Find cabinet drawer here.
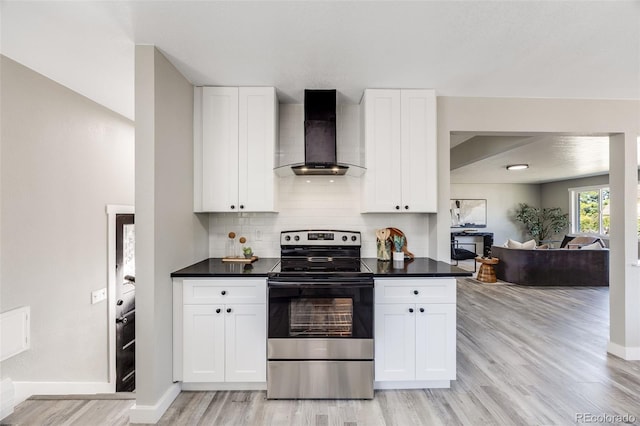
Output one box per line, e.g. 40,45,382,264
375,278,455,304
184,279,266,304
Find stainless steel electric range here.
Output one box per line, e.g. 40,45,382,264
267,230,374,399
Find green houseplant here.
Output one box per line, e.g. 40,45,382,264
513,203,570,244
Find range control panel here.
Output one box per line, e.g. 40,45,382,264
280,230,361,246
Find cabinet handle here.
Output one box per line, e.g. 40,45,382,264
413,290,419,295
395,205,400,210
419,307,425,313
216,308,221,314
226,308,232,313
230,205,235,210
239,204,245,210
221,290,226,295
409,308,414,313
404,205,409,210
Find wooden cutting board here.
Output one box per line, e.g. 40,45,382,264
222,256,259,264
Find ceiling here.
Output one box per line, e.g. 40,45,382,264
2,1,639,184
450,134,621,184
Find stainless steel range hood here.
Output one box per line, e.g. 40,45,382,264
291,89,349,176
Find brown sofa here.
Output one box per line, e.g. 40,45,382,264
490,245,609,286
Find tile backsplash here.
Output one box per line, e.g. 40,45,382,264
208,175,433,258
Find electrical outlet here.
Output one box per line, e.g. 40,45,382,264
255,230,262,241
92,288,107,304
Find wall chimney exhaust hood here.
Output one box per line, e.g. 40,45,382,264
291,89,348,176
274,89,365,177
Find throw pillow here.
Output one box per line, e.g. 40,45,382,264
567,236,600,246
580,241,603,250
505,238,537,249
536,244,550,250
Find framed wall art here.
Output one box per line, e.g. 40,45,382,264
450,199,487,228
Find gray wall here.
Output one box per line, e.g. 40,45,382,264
451,183,541,249
541,171,640,218
541,175,609,219
134,46,208,407
0,56,134,381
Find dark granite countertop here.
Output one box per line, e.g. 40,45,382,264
362,257,472,277
172,257,471,278
171,258,280,277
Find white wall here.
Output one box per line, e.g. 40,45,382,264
133,46,208,416
0,56,134,381
208,175,431,258
450,183,540,249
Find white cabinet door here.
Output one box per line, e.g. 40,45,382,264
415,304,456,381
183,304,225,382
224,303,267,382
195,86,277,213
238,87,276,212
400,89,437,213
200,87,239,212
362,89,437,213
362,89,402,213
374,304,416,381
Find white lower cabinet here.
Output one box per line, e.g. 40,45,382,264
174,278,266,386
374,278,456,387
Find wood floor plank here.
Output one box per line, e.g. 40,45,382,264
5,278,640,426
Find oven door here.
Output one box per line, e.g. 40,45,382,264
267,282,373,341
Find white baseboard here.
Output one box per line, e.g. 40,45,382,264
129,383,181,424
181,382,266,391
607,341,640,360
374,380,450,390
1,379,15,421
13,381,113,407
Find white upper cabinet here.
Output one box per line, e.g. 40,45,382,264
194,86,277,212
361,89,437,213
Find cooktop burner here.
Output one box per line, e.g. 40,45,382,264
267,230,373,281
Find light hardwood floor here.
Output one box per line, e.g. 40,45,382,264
5,278,640,425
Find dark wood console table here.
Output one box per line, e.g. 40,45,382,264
451,232,494,257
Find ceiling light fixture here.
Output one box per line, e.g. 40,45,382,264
506,164,529,171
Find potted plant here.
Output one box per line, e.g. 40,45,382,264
239,237,253,258
513,203,570,244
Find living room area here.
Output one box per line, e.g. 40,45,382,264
438,96,639,364
449,132,638,288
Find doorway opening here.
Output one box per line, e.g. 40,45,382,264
107,205,135,393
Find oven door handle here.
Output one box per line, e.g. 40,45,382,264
307,257,333,263
267,279,374,288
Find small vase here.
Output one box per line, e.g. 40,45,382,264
392,251,404,268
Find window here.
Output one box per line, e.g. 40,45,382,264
570,185,640,237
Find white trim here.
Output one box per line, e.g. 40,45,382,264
13,381,112,407
106,204,134,392
181,382,267,391
607,341,640,360
128,383,181,424
567,183,610,193
374,380,450,390
1,379,15,421
568,185,611,235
